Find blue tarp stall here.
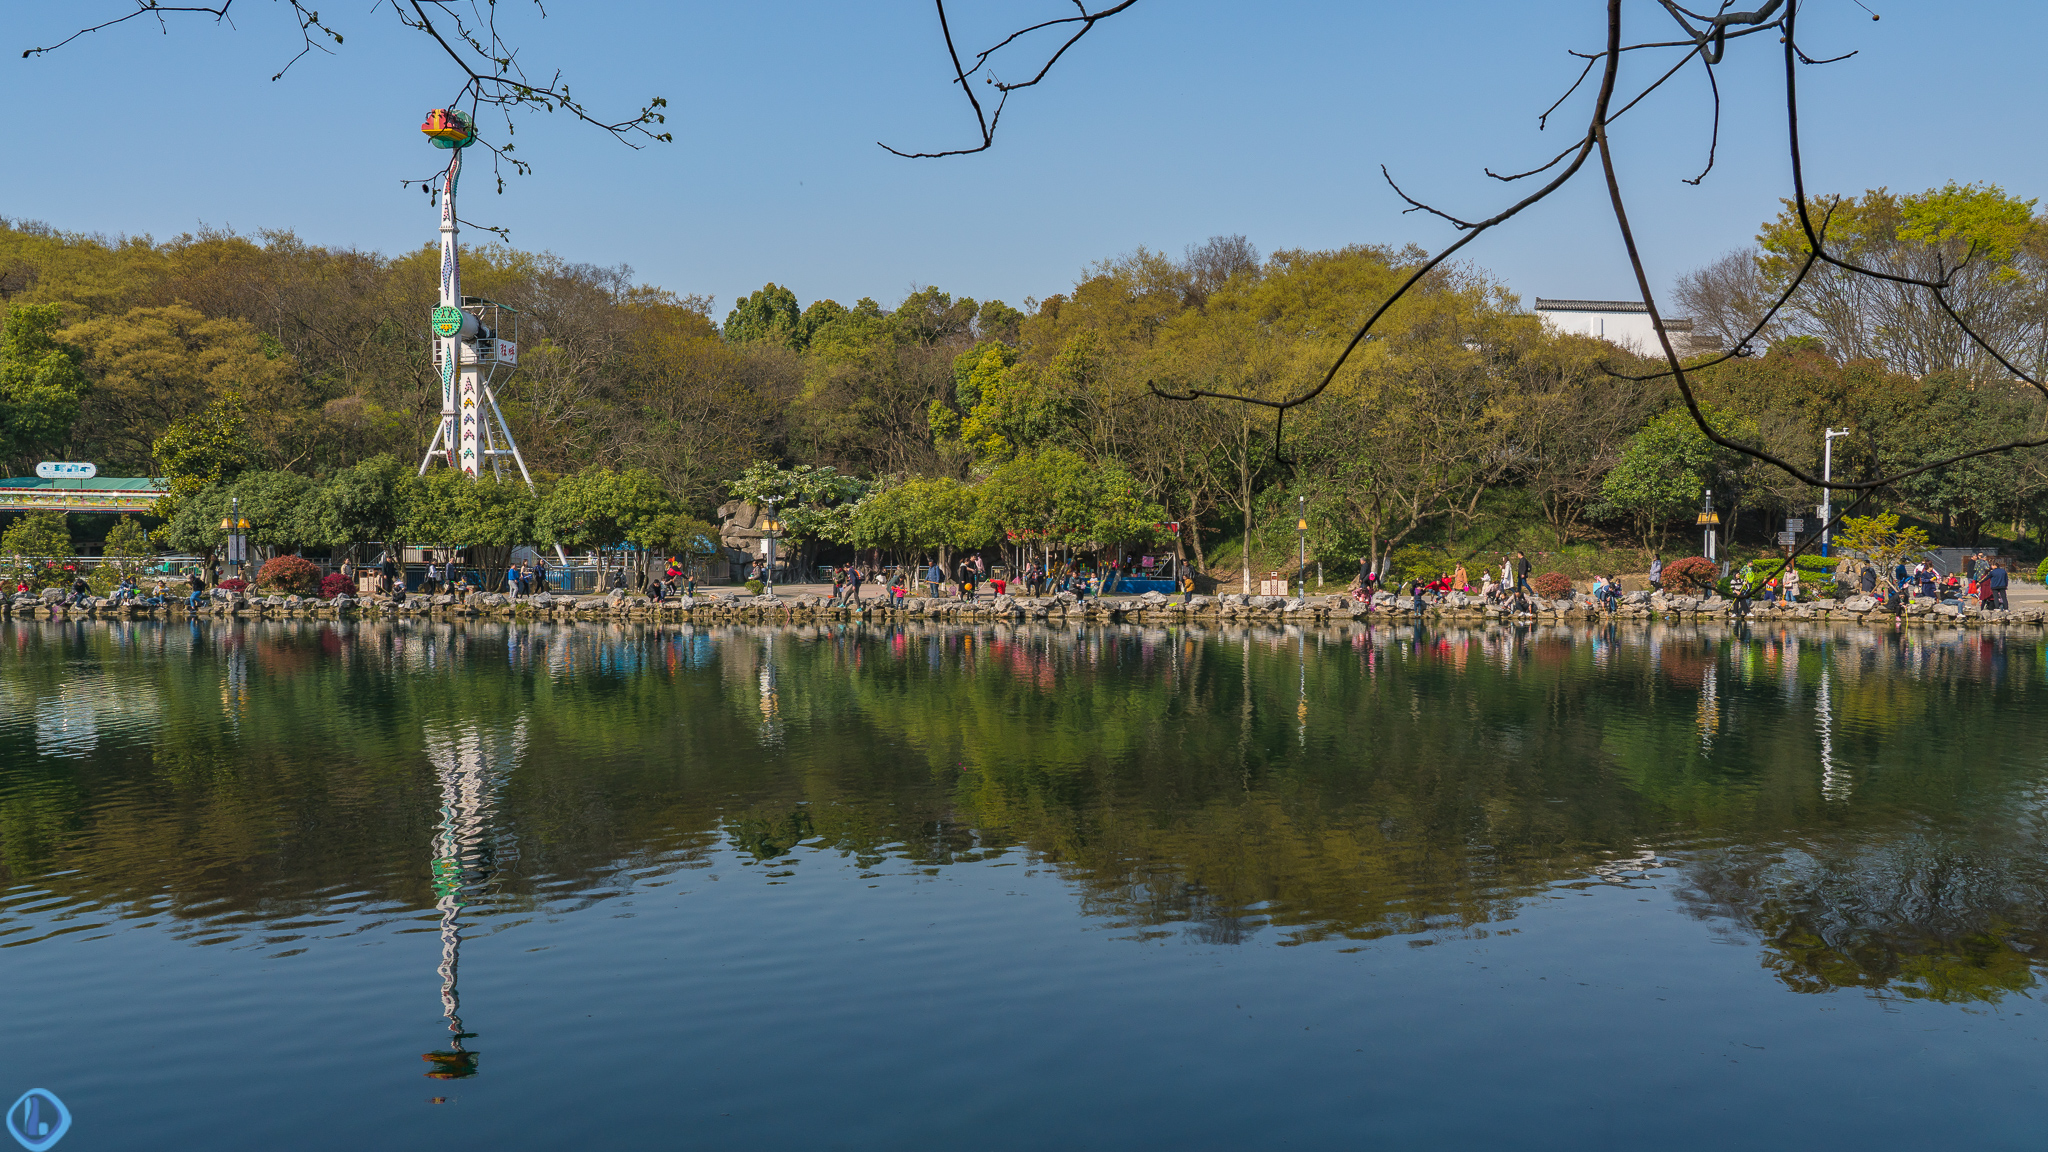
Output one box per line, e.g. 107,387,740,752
1104,573,1178,595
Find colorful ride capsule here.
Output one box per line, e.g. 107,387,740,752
421,109,477,149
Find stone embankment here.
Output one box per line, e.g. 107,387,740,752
5,586,2043,629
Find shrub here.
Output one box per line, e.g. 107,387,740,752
320,573,352,600
744,578,765,595
257,554,322,596
1387,544,1447,583
1532,571,1573,599
2035,557,2048,585
218,577,247,593
1661,556,1718,595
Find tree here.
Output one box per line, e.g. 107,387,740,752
302,455,413,559
849,475,984,571
615,303,772,513
150,390,254,517
69,307,295,473
723,284,806,349
726,462,872,579
0,303,89,471
1,511,71,587
1754,184,2046,379
1833,513,1932,597
1597,407,1757,549
535,468,675,584
401,471,538,591
100,515,152,577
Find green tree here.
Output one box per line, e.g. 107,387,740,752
100,515,153,577
302,454,413,558
723,284,805,349
151,390,253,517
535,468,675,585
1,511,71,587
849,475,984,570
0,303,90,470
726,461,873,578
401,471,538,592
1597,406,1756,549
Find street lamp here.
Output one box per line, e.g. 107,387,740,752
1697,488,1721,563
1820,427,1851,557
219,496,249,579
761,502,780,596
1296,494,1308,597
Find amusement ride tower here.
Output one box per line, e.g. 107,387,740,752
418,109,535,486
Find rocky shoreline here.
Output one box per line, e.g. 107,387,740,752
7,586,2041,629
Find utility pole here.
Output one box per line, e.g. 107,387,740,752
1821,427,1850,557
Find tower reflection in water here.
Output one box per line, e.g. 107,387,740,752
420,720,524,1080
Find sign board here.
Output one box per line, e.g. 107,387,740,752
35,461,96,480
1786,519,1805,532
1777,532,1797,546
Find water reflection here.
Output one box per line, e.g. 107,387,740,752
0,617,2044,1008
421,721,522,1079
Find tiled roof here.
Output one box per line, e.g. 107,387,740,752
1532,298,1650,312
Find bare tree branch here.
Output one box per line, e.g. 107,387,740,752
25,0,670,188
880,0,1138,158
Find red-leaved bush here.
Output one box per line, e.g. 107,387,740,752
1532,571,1573,600
1661,556,1718,595
320,573,352,600
257,555,322,596
217,577,247,593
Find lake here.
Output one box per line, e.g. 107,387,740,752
2,618,2044,1149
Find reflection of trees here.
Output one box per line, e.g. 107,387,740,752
1673,828,2048,1003
3,617,2048,997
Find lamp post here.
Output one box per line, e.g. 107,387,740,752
1296,495,1308,597
762,502,779,596
1820,427,1850,557
1697,488,1720,563
219,496,249,580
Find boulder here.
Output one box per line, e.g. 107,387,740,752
1283,597,1306,612
531,592,556,608
38,587,66,605
480,593,507,608
1187,595,1216,610
1138,590,1169,607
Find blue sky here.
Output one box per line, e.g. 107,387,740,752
3,1,2041,319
